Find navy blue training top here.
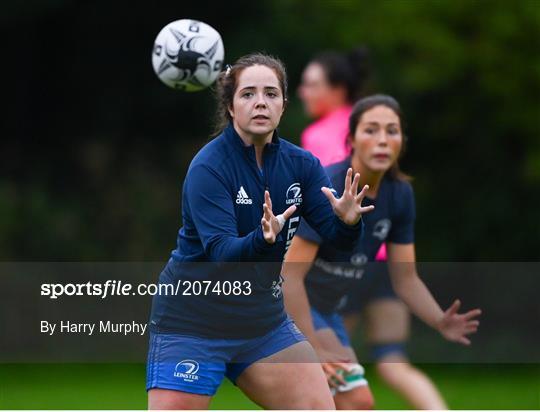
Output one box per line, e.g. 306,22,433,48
149,124,363,338
296,158,415,314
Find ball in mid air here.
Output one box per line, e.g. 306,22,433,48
152,19,224,91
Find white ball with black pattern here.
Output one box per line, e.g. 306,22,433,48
151,19,224,91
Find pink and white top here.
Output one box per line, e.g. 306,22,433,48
301,105,352,167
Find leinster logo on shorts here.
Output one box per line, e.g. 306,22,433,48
174,359,200,382
373,219,392,241
286,183,303,205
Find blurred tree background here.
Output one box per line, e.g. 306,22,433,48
1,0,539,261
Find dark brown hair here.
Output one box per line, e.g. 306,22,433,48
311,47,371,104
213,53,288,135
348,94,411,181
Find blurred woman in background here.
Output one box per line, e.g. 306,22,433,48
295,51,451,409
299,48,369,166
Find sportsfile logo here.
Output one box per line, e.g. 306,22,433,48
286,183,302,205
174,359,200,382
236,186,253,204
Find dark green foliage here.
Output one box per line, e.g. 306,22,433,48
1,0,539,260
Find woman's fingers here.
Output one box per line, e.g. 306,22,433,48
325,372,339,388
263,193,297,234
263,203,272,221
464,308,482,320
447,299,461,316
261,189,299,235
355,184,375,214
276,215,286,230
351,172,361,195
321,187,337,207
261,217,275,244
323,363,346,386
355,184,370,202
343,168,361,196
439,299,480,345
264,190,272,211
282,205,297,220
458,336,471,346
275,207,296,231
344,168,352,193
360,205,375,214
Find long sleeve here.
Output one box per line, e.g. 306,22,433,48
185,164,274,261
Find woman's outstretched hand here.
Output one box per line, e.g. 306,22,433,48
321,168,375,225
437,299,482,345
261,190,297,244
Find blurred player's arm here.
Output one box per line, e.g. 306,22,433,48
282,236,321,348
387,243,444,329
282,236,348,363
387,243,481,345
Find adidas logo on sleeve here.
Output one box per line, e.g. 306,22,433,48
236,186,253,205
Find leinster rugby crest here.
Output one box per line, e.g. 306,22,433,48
286,183,302,206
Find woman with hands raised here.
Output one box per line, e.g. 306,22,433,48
146,53,375,410
283,94,481,410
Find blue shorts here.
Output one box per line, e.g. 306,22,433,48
311,307,406,361
310,307,351,348
146,317,305,396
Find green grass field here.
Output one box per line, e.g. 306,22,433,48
0,363,538,409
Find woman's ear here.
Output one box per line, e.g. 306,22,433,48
347,133,355,149
228,105,234,119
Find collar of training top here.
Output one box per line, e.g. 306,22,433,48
224,122,281,154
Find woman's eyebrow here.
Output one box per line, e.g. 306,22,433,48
239,85,280,91
362,121,399,126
